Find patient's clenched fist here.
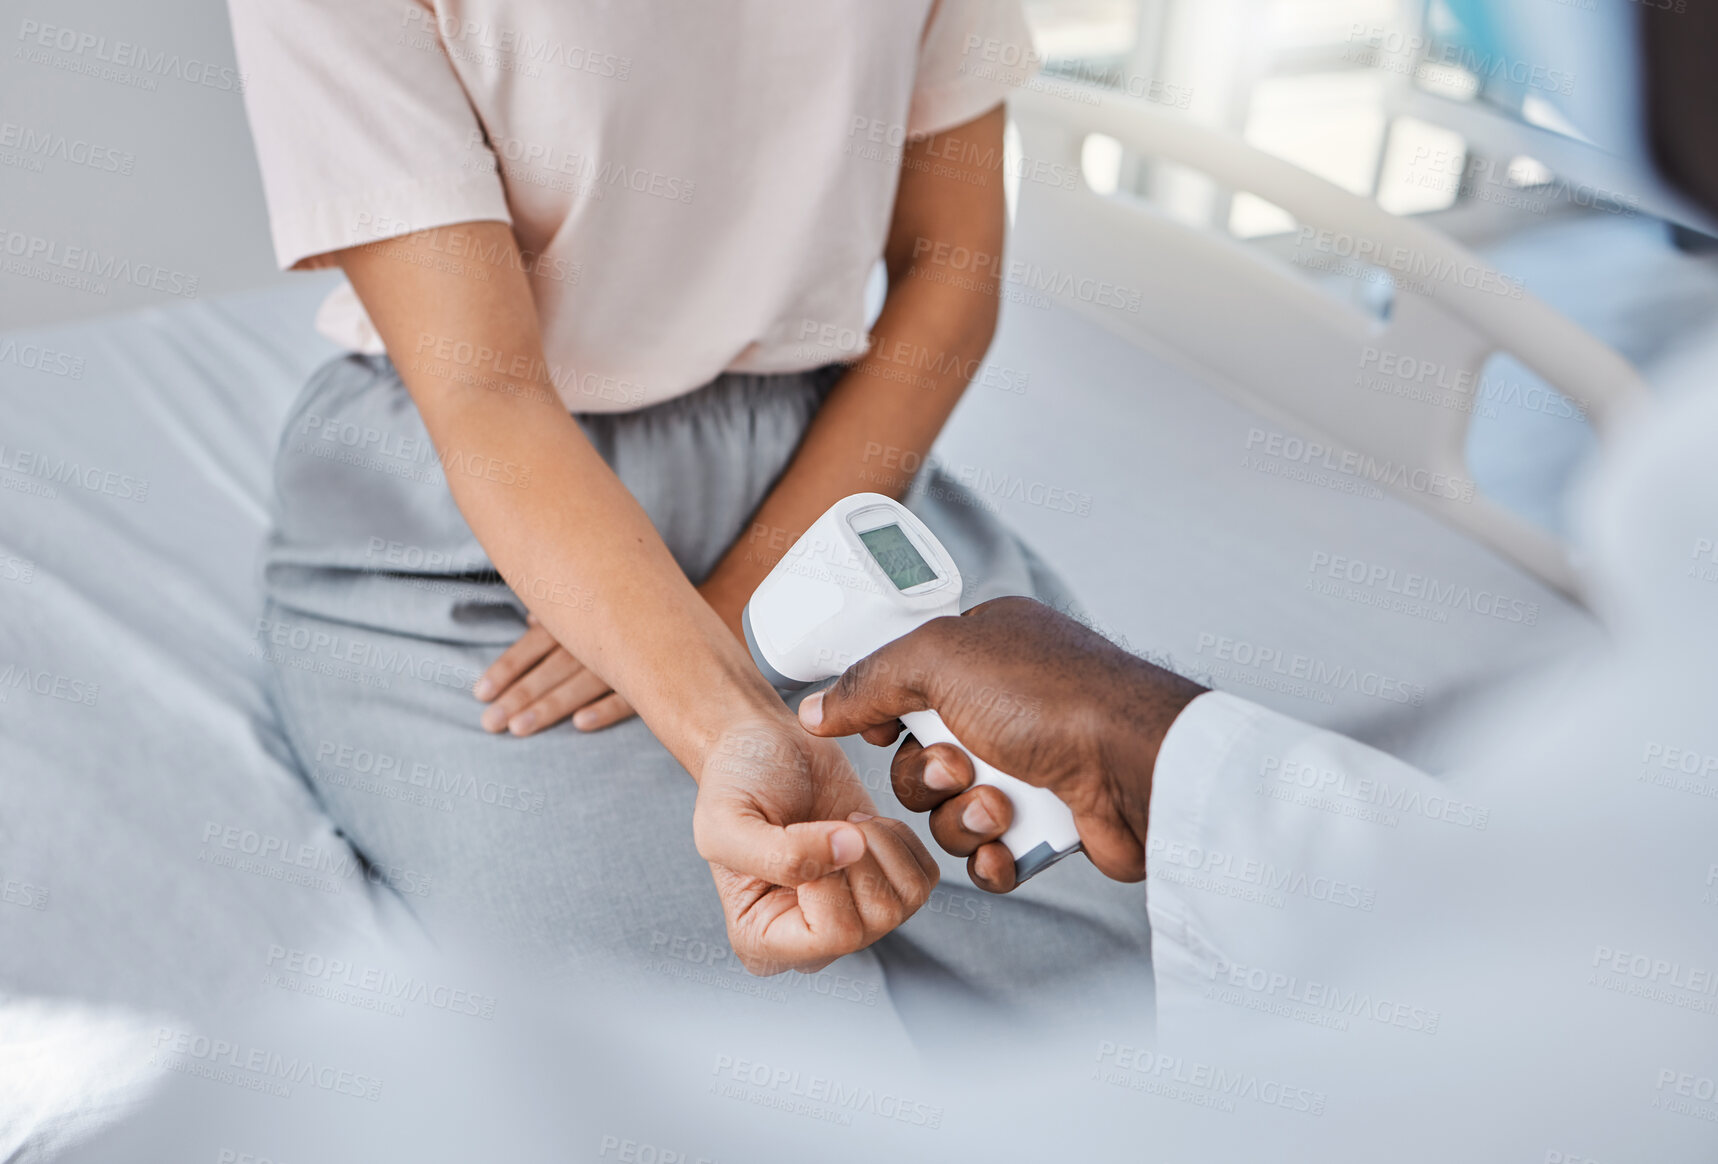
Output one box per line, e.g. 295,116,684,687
693,720,938,975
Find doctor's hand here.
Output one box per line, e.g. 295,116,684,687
798,597,1206,893
692,717,939,975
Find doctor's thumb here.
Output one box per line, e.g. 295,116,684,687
798,642,938,740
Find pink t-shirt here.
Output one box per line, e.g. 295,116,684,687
228,0,1036,412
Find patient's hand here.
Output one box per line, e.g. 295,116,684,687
476,582,748,736
473,612,636,735
692,718,938,975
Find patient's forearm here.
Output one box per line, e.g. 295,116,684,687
703,106,1009,609
334,222,781,770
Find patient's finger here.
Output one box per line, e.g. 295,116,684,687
482,649,579,732
792,868,868,959
849,816,938,925
927,786,1012,858
510,668,612,735
572,690,635,732
694,795,868,887
891,739,974,813
877,814,941,884
474,621,557,701
709,867,854,976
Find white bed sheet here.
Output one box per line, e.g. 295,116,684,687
0,273,406,1155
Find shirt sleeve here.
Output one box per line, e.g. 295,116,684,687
227,0,512,269
1144,691,1485,1035
909,0,1041,138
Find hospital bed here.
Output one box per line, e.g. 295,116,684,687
5,86,1717,1157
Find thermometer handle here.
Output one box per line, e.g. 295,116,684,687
897,709,1083,884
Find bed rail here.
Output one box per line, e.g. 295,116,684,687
1007,80,1649,598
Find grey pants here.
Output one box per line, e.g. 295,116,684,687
261,355,1154,1030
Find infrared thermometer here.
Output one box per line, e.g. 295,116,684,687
742,493,1083,884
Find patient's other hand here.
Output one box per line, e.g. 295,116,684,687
693,719,939,975
477,582,749,736
473,613,637,735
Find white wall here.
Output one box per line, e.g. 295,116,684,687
1,0,286,327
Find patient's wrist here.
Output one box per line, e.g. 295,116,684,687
659,643,794,783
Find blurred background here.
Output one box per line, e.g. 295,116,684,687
7,0,1713,324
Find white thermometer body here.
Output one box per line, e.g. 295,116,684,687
742,494,1083,884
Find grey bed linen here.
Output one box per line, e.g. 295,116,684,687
0,278,406,1158
260,353,1157,1024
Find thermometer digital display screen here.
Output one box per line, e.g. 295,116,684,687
858,523,939,590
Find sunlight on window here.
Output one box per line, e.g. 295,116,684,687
1230,71,1387,238
1021,0,1140,59
1263,0,1400,51
1505,155,1554,189
1376,116,1468,216
1081,133,1125,196
1415,60,1482,101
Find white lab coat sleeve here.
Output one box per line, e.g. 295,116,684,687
1144,690,1482,1037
